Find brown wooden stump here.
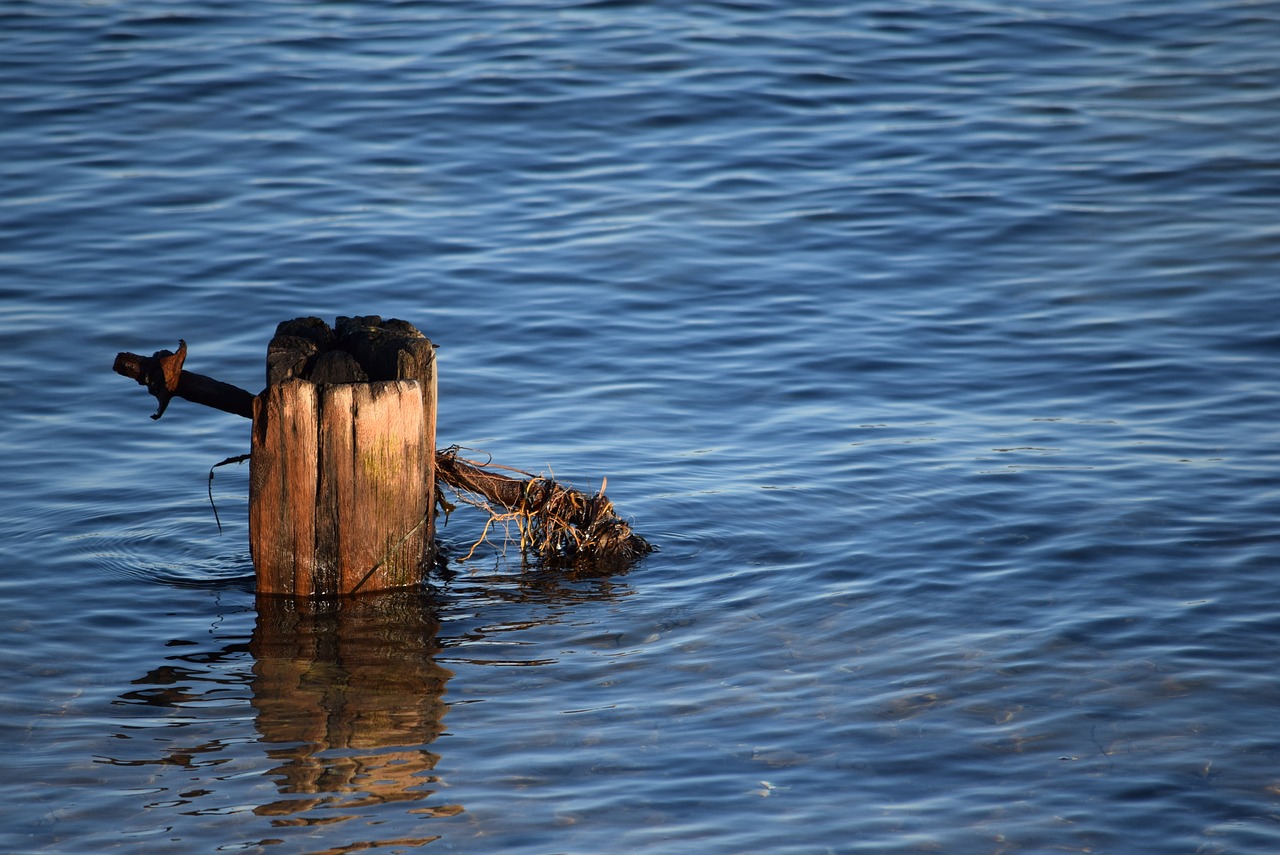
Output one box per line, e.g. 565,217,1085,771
249,316,437,596
113,315,648,581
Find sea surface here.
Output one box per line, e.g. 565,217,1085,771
3,1,1279,852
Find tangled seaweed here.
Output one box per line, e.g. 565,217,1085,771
435,446,653,573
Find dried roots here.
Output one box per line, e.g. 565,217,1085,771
434,447,652,573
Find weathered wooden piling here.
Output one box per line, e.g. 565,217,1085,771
114,316,650,590
248,316,437,596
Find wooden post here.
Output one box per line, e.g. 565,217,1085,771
249,316,437,596
114,317,648,578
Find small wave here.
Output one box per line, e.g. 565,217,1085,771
73,524,256,593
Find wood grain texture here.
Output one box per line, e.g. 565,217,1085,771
251,380,431,595
249,380,319,596
318,382,421,593
223,316,439,595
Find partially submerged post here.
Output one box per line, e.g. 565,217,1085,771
249,317,437,596
112,317,650,595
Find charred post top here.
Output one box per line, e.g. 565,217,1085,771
266,315,436,387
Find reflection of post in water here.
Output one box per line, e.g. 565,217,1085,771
250,591,460,823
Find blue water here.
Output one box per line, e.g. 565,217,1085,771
3,1,1280,852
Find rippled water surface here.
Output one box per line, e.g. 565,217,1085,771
3,1,1280,852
